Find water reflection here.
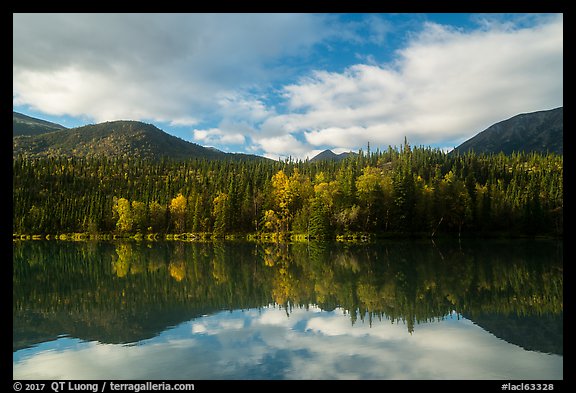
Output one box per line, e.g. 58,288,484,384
13,306,563,380
13,239,563,379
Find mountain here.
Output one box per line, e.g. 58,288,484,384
13,119,266,161
451,107,563,155
310,149,357,162
13,111,67,136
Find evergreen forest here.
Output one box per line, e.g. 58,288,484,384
13,142,563,239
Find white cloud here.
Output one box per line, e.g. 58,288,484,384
169,117,199,127
189,92,276,149
13,13,334,125
258,14,562,158
193,128,246,146
254,134,315,160
216,93,272,123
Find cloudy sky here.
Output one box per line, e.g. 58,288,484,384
13,13,563,159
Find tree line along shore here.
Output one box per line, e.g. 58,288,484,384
13,143,563,240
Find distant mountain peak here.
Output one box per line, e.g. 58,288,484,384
310,149,357,162
452,107,563,155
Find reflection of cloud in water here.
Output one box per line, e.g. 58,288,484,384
13,306,562,380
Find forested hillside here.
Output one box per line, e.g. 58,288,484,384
13,120,265,161
13,142,563,238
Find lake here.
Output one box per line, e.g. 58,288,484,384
13,239,563,380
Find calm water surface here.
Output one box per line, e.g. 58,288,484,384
13,239,563,380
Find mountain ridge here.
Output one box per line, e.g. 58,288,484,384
13,111,68,137
13,107,562,161
451,107,562,155
13,117,267,161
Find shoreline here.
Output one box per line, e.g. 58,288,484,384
12,231,563,242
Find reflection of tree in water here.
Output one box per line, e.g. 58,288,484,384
263,240,562,335
168,243,186,282
112,243,134,277
211,242,230,284
262,242,313,306
13,239,562,346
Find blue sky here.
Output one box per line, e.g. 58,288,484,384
13,13,563,159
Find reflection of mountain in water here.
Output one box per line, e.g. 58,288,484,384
13,239,562,352
465,312,563,355
13,307,215,352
